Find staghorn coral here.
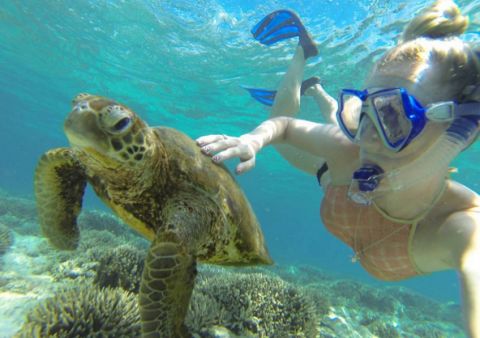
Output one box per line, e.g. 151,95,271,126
357,287,399,314
0,222,13,255
387,286,463,326
365,319,401,338
268,264,334,286
302,283,333,317
0,195,37,222
187,269,318,337
15,285,140,337
79,228,125,250
93,244,145,293
78,211,148,249
0,212,38,236
79,210,139,237
187,290,226,333
324,279,400,316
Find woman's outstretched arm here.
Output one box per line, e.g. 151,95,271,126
196,116,356,176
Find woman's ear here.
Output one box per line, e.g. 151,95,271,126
461,85,480,102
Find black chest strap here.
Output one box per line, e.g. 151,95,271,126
316,162,329,186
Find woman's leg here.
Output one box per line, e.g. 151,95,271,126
304,83,339,124
271,45,306,117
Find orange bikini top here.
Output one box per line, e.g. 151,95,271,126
320,185,422,281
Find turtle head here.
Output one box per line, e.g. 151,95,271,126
65,93,153,167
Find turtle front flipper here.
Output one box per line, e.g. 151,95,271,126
34,148,87,250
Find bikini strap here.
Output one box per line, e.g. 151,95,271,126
316,162,329,186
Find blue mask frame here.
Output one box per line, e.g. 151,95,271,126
337,87,480,152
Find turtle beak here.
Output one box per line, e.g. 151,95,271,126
64,101,108,151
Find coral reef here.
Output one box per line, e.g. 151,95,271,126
93,244,145,293
33,228,146,283
78,210,126,235
387,286,464,326
78,211,149,250
78,210,148,248
268,264,334,285
363,319,401,338
0,195,37,222
187,269,318,337
78,229,125,251
0,188,468,338
0,222,13,255
296,275,465,337
15,285,140,337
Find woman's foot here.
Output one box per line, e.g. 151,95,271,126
300,76,321,95
251,10,318,60
243,76,322,106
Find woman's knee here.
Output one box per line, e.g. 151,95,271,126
273,90,300,115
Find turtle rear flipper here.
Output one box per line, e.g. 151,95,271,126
34,148,87,250
139,193,221,337
140,238,195,338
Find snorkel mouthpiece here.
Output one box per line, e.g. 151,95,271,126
353,164,384,191
349,164,384,205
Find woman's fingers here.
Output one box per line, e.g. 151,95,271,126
196,134,239,156
212,145,252,163
201,138,240,156
196,134,227,146
196,133,257,174
235,157,256,174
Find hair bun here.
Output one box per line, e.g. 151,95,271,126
402,0,468,42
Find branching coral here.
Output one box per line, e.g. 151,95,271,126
187,269,318,337
93,244,145,293
15,285,140,337
0,222,13,255
78,211,148,248
79,210,133,235
0,196,36,221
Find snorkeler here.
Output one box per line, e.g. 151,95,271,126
197,1,480,336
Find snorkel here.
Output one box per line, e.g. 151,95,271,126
348,116,479,205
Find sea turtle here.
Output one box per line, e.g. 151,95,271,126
34,93,273,338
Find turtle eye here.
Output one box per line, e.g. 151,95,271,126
103,105,134,133
113,117,132,132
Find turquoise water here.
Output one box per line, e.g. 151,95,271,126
1,0,480,332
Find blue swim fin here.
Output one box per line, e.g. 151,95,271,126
243,77,321,107
251,10,318,59
242,86,276,106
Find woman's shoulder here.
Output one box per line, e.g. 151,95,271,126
426,180,480,224
444,180,480,210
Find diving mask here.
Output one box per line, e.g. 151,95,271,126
336,87,480,152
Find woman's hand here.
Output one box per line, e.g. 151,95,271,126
196,134,259,174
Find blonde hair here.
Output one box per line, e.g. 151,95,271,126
402,0,468,42
368,0,479,102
